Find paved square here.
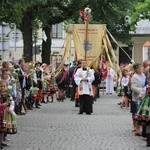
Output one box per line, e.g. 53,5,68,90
7,94,149,150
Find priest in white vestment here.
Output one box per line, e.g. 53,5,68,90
74,61,95,115
105,67,115,94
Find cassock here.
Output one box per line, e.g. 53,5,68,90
74,67,95,114
105,67,115,94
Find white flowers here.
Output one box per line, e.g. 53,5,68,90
30,87,39,94
84,7,91,13
8,85,12,90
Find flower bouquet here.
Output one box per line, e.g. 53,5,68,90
30,87,39,99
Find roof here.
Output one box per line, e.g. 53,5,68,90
131,19,150,35
143,41,150,47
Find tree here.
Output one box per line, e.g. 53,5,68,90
131,0,150,24
0,0,47,62
0,0,92,63
65,0,140,45
0,1,25,25
0,0,143,63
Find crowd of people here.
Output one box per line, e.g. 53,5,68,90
117,60,150,147
0,59,56,149
0,57,149,148
0,58,103,149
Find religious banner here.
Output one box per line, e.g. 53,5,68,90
101,55,108,81
72,24,104,66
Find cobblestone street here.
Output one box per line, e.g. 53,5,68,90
6,94,149,150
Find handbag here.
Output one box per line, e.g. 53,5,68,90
117,83,123,97
127,87,132,99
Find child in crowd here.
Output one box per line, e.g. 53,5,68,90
120,69,130,108
0,80,17,148
0,82,8,149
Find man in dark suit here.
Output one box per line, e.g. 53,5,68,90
69,61,77,101
18,59,27,115
69,60,82,107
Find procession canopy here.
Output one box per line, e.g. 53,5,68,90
53,24,120,78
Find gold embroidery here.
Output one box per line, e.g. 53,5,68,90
78,68,93,96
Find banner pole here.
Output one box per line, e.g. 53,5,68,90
85,21,89,61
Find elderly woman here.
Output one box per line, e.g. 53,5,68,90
130,63,146,136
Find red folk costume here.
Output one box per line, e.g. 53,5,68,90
0,94,17,134
0,102,5,133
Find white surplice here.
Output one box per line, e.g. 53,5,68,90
105,67,115,94
74,68,95,95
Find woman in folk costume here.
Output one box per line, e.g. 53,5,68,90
28,63,40,108
34,62,44,107
105,63,115,94
55,64,69,102
0,80,17,147
74,60,95,115
0,95,8,149
1,65,18,142
1,68,17,109
41,63,52,103
134,75,150,146
130,63,146,136
45,75,56,103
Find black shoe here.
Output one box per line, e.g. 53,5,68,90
75,104,79,107
28,107,33,110
78,112,83,115
57,98,60,102
70,99,74,101
1,143,9,146
86,113,91,115
17,112,26,115
35,106,40,109
135,132,142,136
117,102,121,105
3,136,10,142
147,144,150,147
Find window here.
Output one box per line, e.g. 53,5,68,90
52,23,63,38
148,48,150,60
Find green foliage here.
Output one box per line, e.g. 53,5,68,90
0,1,26,25
1,0,149,61
131,0,150,24
90,0,140,44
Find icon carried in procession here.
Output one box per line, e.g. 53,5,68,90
80,7,91,60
